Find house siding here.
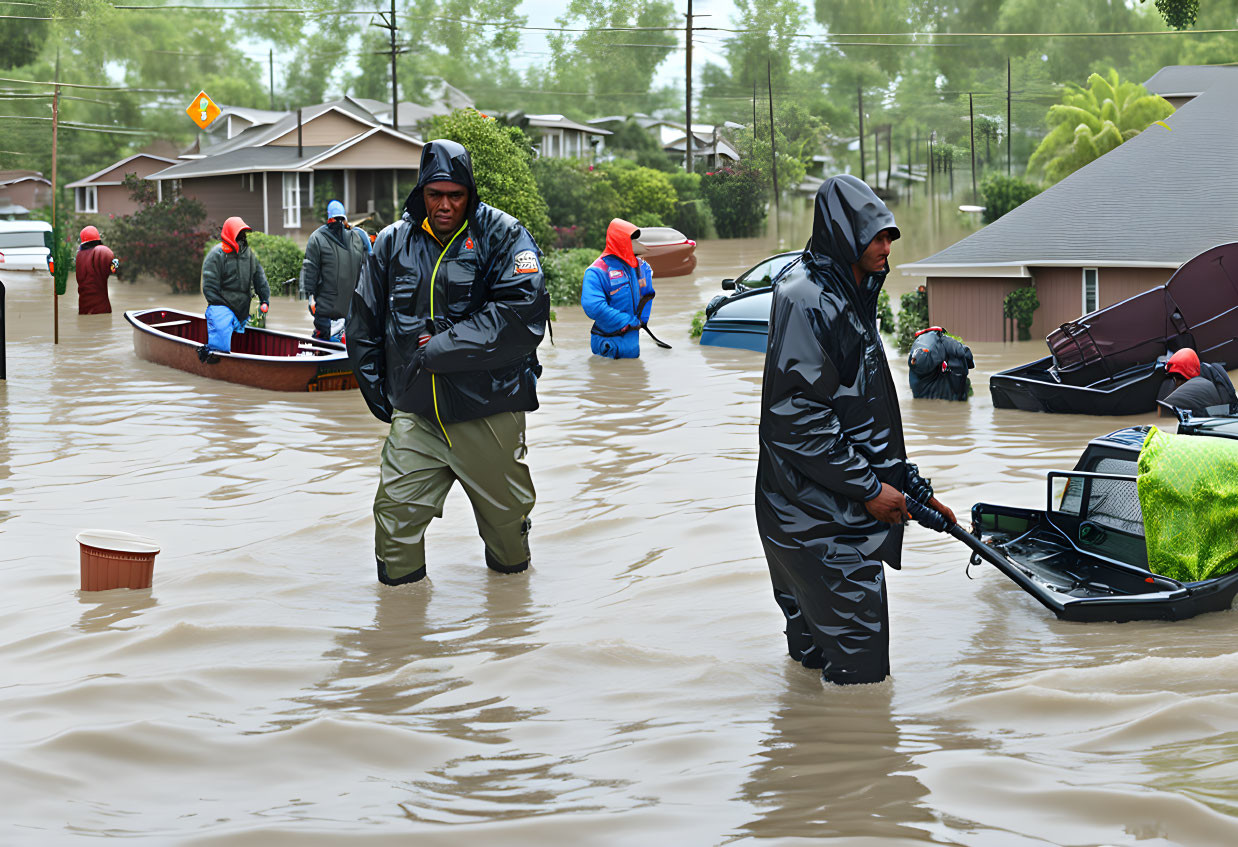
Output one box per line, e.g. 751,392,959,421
178,174,266,233
0,179,51,210
268,111,372,147
927,266,1178,343
926,276,1024,342
97,183,142,218
318,134,421,169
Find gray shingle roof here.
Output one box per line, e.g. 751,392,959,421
148,145,331,180
901,77,1238,274
1143,65,1238,97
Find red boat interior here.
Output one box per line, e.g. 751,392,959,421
136,310,340,357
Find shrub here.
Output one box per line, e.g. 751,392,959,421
701,164,767,238
426,108,553,247
666,170,710,238
631,212,664,228
532,157,622,249
1003,285,1040,341
877,289,895,334
109,174,211,294
542,247,598,307
248,231,303,294
980,175,1042,224
606,164,678,223
896,288,929,354
690,309,706,338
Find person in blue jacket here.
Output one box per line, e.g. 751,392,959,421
582,218,655,359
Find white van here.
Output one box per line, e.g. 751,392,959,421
0,220,52,271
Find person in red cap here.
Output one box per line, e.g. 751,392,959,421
75,226,119,315
1160,347,1238,416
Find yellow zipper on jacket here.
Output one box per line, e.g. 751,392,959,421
428,222,467,447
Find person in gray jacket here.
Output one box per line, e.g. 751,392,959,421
200,216,269,361
301,200,371,340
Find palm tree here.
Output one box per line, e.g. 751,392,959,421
1027,69,1174,184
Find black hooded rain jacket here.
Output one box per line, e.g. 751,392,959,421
346,140,550,425
755,174,933,684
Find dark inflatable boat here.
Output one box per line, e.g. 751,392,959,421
990,242,1238,415
908,419,1238,622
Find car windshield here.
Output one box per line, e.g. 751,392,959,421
0,232,47,249
739,253,796,288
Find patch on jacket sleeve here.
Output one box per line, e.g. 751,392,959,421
608,269,624,279
513,250,540,274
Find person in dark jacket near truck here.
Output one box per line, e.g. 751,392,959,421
346,139,549,586
75,225,119,315
200,216,270,360
301,199,371,340
756,174,956,686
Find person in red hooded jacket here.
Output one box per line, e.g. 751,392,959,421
581,218,655,359
199,216,270,360
75,226,119,315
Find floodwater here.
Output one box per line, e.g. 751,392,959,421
3,212,1237,846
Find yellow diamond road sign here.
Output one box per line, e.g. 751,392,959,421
187,90,221,129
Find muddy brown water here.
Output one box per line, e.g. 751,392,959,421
3,211,1237,845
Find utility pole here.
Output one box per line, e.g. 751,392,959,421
685,0,693,173
269,49,275,110
751,78,757,157
907,131,914,201
857,84,865,183
768,60,780,244
887,125,893,190
873,126,880,189
371,0,407,133
1006,57,1013,176
969,93,978,203
51,49,60,345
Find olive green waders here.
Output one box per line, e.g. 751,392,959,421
374,409,535,583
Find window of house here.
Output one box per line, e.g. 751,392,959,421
78,185,98,214
1082,268,1099,315
282,172,301,229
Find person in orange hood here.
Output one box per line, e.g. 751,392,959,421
581,218,656,358
75,225,119,315
199,216,270,360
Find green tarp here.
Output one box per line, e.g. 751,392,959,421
1138,426,1238,582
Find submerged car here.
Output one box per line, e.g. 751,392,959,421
636,226,697,277
908,415,1238,622
698,251,800,351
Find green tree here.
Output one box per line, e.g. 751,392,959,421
1027,69,1174,183
601,163,678,223
531,158,622,249
425,108,552,247
1140,0,1199,29
528,0,679,118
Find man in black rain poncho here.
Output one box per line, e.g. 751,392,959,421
346,140,549,586
756,174,956,685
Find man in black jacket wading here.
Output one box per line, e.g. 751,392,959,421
346,140,549,585
756,174,956,685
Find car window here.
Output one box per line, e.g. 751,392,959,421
739,254,795,288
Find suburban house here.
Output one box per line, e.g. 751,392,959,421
524,114,611,159
588,115,741,168
898,66,1238,343
1142,64,1235,110
66,153,178,219
145,99,424,241
0,170,51,217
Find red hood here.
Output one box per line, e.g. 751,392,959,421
602,218,640,268
220,216,252,253
1166,348,1201,380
